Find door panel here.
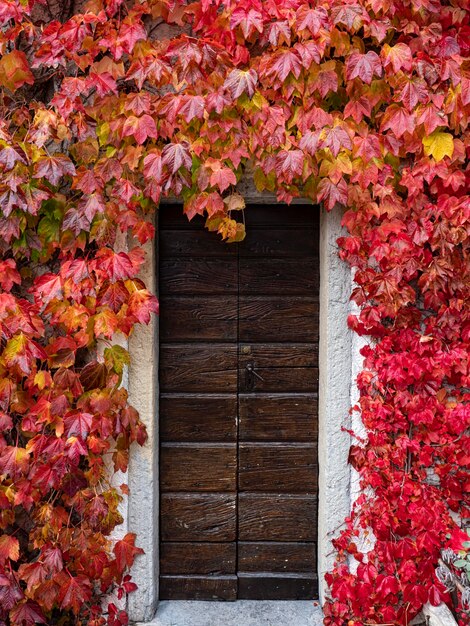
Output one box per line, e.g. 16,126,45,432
158,205,319,600
241,228,317,257
238,394,318,442
159,296,238,341
161,494,237,542
159,258,237,295
161,444,237,492
160,394,237,442
238,494,317,542
239,258,318,295
238,542,316,573
239,343,318,367
239,296,319,342
238,444,318,493
160,229,237,257
237,573,317,601
160,543,237,575
159,344,238,392
159,576,238,601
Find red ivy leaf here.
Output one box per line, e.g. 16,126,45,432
275,149,304,178
79,361,108,391
87,71,118,97
224,69,258,99
114,533,144,573
58,575,93,614
230,7,264,39
346,51,382,85
0,446,29,477
128,288,159,324
209,164,237,193
264,49,302,82
31,273,62,305
381,105,416,138
64,410,93,438
95,249,138,281
0,145,27,170
382,43,413,73
3,333,47,375
317,177,348,210
161,142,192,174
9,601,46,626
0,259,21,291
122,115,158,145
321,125,353,157
296,6,328,36
33,156,76,186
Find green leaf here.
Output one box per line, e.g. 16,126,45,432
104,345,131,374
38,216,60,244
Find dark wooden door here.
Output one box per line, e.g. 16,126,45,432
158,205,319,601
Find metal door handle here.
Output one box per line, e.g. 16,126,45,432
245,363,264,381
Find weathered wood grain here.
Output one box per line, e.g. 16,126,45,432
239,394,318,441
159,295,238,341
161,494,237,542
158,203,320,600
237,573,317,600
239,444,318,492
159,344,238,392
160,575,238,600
239,229,317,257
239,365,319,393
239,258,318,295
160,394,237,442
160,229,237,257
159,258,238,295
160,444,237,492
160,542,236,575
239,296,319,342
238,542,316,573
239,343,318,367
238,494,317,541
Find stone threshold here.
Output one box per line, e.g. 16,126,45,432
135,600,324,626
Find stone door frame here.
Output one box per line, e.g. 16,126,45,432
126,202,355,623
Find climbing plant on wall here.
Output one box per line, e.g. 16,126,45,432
0,0,469,624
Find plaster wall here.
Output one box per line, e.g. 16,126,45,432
125,201,359,622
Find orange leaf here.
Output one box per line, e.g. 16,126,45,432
0,535,19,563
0,50,34,91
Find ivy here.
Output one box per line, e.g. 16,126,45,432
0,1,469,625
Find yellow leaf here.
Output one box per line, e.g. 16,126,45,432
422,132,454,162
34,370,52,390
97,122,110,147
227,222,246,243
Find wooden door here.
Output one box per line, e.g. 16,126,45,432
158,205,319,601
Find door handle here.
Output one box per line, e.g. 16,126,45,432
245,363,264,390
246,363,264,381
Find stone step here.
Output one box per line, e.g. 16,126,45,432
135,600,323,626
